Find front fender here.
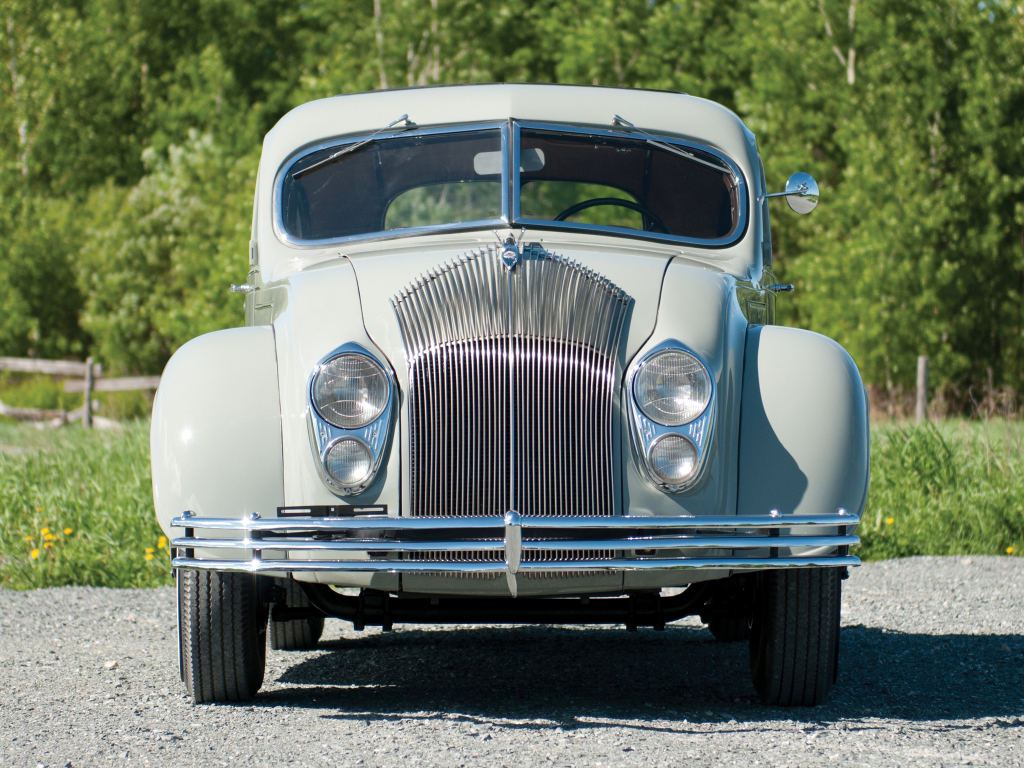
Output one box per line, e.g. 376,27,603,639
151,327,284,538
737,325,869,518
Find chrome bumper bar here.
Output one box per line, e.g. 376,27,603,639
170,509,860,588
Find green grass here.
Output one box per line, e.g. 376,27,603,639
0,418,1020,589
0,420,170,589
859,419,1024,560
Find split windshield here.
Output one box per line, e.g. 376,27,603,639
279,124,742,244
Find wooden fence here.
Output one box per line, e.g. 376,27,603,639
0,356,160,428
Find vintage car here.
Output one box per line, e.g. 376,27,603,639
152,83,868,707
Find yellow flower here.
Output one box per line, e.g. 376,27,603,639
36,507,42,512
43,542,53,549
24,536,33,542
40,528,50,536
1008,546,1016,555
30,549,40,559
158,536,167,549
63,528,73,536
145,547,155,554
886,518,894,525
44,533,55,541
145,553,154,561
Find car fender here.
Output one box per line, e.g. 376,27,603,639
151,326,284,539
737,325,869,518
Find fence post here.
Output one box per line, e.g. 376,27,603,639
84,356,94,430
916,355,929,424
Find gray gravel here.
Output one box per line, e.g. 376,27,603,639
2,556,1022,768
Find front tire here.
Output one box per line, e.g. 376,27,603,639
269,578,325,651
749,567,841,706
178,570,268,704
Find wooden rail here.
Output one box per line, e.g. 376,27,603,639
0,356,159,428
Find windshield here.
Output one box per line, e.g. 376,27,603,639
281,129,503,241
277,123,744,245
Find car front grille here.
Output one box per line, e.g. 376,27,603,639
393,245,630,517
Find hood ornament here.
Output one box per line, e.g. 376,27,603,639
494,227,526,271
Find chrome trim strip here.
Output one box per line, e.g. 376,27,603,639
171,511,859,532
171,534,859,552
172,555,862,574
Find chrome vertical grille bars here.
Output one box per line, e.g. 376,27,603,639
392,245,630,517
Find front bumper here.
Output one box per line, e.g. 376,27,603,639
170,510,860,587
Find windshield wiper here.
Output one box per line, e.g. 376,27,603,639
292,114,414,180
612,115,734,176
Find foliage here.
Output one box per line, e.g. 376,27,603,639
0,0,1022,398
0,420,169,589
77,133,255,374
859,421,1024,560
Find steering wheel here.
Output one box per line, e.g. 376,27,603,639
553,197,670,234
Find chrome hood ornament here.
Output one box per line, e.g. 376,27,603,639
495,227,526,271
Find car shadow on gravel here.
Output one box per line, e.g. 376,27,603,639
255,623,1024,729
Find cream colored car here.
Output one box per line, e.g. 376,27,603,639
152,84,868,707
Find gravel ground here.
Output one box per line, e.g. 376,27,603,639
1,556,1022,768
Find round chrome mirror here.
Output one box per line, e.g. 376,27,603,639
785,172,819,214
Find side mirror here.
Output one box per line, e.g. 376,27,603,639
762,172,819,214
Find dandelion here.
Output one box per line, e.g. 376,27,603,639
36,507,42,512
44,533,55,541
145,553,154,561
145,547,155,554
24,536,33,542
43,542,53,549
1009,547,1016,555
886,518,894,525
40,527,50,536
64,528,73,536
158,536,167,549
30,549,40,559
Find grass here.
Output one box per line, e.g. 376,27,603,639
0,418,1020,589
0,420,170,590
858,419,1024,560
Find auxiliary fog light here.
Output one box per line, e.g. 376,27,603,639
634,350,711,426
324,439,373,487
648,434,698,485
313,354,388,429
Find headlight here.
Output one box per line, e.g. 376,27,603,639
324,438,372,486
313,354,388,429
648,434,697,484
634,350,711,426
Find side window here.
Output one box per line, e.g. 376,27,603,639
758,158,773,267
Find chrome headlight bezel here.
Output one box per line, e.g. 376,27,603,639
626,340,716,493
307,344,395,496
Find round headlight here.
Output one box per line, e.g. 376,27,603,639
634,350,711,426
313,354,388,429
648,434,698,485
324,438,373,486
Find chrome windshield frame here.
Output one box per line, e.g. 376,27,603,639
273,121,510,250
511,121,749,249
272,119,749,250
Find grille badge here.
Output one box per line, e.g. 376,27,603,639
495,227,525,271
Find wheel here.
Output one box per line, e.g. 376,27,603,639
178,569,268,704
269,578,325,651
749,567,841,707
702,575,753,642
708,615,750,643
